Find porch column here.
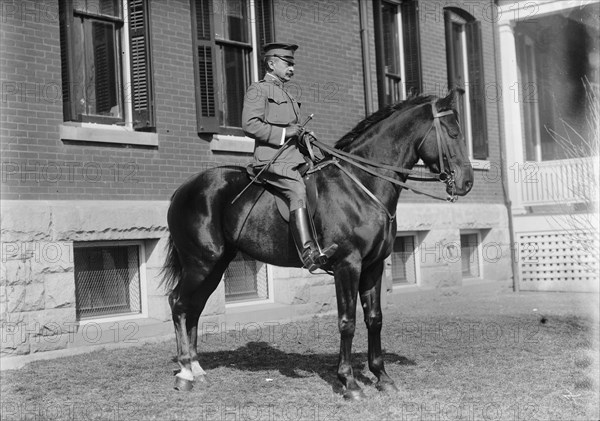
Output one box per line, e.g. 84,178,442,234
498,20,527,215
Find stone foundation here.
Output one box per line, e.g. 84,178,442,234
1,200,511,358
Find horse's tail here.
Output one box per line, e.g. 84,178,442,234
160,234,183,293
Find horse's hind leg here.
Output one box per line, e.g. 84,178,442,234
359,260,398,393
169,247,236,390
188,250,236,379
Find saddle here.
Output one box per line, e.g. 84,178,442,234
245,133,338,221
246,162,321,222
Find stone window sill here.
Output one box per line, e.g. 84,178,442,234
60,122,158,146
210,134,254,153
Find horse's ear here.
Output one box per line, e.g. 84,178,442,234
436,88,463,111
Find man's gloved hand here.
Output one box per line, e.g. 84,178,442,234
285,123,304,139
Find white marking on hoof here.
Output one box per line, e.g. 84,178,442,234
173,376,194,391
191,361,206,377
176,367,194,381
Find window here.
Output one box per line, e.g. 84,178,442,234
460,233,481,278
74,242,145,320
444,8,487,160
192,0,275,133
224,252,269,302
59,0,154,130
391,235,417,284
374,0,421,107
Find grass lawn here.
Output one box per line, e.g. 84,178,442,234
1,282,598,420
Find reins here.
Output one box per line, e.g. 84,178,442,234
308,101,458,221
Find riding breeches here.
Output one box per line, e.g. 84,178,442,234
256,162,307,211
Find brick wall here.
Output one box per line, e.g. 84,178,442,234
404,0,505,204
1,0,505,205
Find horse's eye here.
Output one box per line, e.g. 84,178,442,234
447,127,459,138
443,122,459,139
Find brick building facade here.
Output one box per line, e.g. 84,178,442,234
0,0,511,358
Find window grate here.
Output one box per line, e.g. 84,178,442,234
224,253,268,302
74,244,141,319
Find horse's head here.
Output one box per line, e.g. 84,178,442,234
416,90,474,197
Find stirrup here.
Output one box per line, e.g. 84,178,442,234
302,243,338,272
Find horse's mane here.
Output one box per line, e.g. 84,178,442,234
335,94,436,151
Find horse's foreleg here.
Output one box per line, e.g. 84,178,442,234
335,261,365,400
359,261,398,393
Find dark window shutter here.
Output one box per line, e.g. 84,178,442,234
466,20,488,159
373,0,388,109
401,0,421,95
256,0,275,46
59,0,75,121
191,0,219,133
444,10,456,90
128,0,155,130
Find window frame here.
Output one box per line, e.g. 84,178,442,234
447,13,474,155
74,240,149,325
223,252,271,304
381,1,405,104
214,0,254,132
459,230,483,279
516,33,543,162
374,0,422,108
444,7,488,160
59,0,156,145
61,1,126,125
192,0,275,136
390,233,418,286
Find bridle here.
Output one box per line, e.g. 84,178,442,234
306,101,460,222
416,103,457,197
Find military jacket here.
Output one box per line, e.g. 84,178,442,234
242,75,305,164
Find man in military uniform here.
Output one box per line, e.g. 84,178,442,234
242,42,337,272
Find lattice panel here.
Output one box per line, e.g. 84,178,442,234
518,231,599,291
74,245,141,319
224,253,269,302
391,236,416,284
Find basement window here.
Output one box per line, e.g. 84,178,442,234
74,242,145,320
224,252,269,303
391,235,417,284
460,232,481,278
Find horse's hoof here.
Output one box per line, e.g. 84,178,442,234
173,376,194,391
343,388,366,401
376,381,399,393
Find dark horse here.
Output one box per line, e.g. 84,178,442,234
162,91,474,398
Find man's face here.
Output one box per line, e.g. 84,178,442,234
269,57,294,82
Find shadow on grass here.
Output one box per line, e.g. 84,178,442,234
175,341,416,395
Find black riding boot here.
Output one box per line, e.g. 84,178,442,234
290,207,338,272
